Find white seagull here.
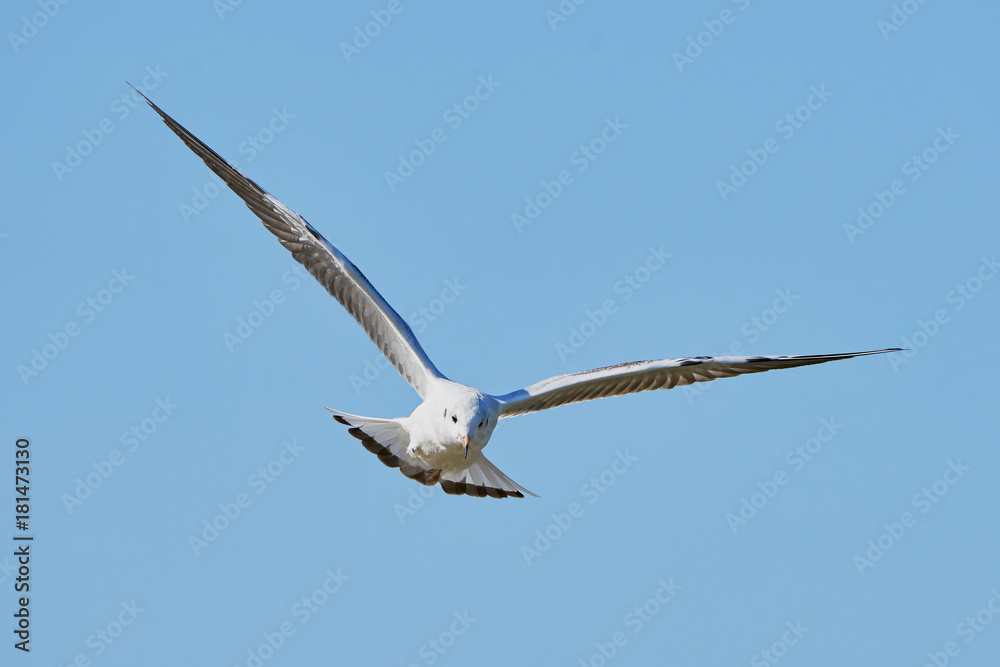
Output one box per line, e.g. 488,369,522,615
135,87,898,499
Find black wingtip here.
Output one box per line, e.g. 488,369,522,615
125,81,167,120
124,80,145,101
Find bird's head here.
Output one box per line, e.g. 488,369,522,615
442,399,496,459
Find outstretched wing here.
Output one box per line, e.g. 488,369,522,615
134,86,446,398
494,349,899,417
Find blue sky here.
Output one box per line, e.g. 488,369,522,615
3,0,999,665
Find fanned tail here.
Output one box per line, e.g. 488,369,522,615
439,455,538,499
326,408,535,499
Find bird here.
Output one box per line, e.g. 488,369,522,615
132,85,899,499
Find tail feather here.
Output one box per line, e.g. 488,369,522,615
439,455,538,499
327,407,534,499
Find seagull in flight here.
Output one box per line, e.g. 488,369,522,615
134,87,898,499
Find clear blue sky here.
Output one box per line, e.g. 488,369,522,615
3,1,999,665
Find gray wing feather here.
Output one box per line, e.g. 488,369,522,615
494,349,899,417
134,86,446,398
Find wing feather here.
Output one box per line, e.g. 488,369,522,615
134,86,445,398
495,349,899,417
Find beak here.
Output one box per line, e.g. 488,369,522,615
462,434,471,459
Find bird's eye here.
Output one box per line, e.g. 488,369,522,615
479,419,485,428
451,415,458,423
